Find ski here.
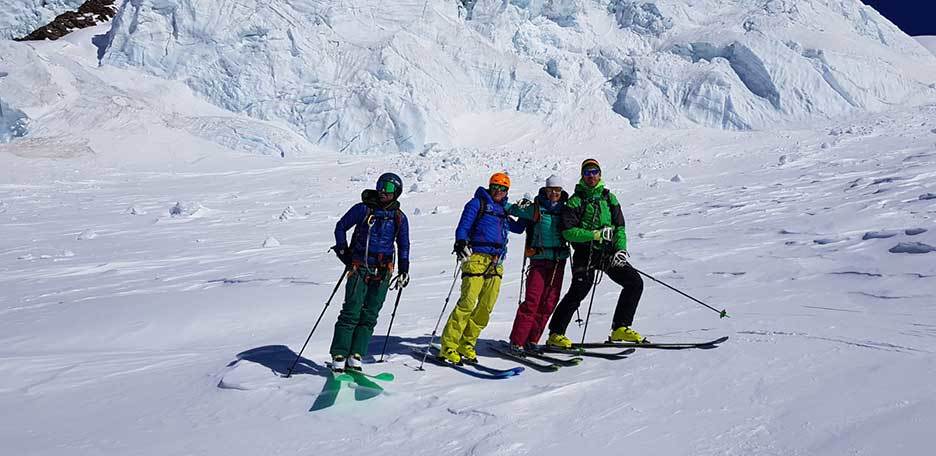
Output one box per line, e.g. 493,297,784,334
540,345,636,359
487,344,561,372
342,370,385,401
573,335,729,350
493,341,583,367
344,370,395,382
309,370,349,411
413,347,524,379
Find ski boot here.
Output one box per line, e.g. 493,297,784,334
546,332,572,349
327,354,346,372
609,326,646,343
508,344,527,357
345,354,363,372
437,347,461,365
457,344,478,364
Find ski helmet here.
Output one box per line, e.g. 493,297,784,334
489,172,511,189
376,172,403,197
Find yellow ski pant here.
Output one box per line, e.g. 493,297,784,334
440,254,505,351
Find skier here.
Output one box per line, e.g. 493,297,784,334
328,173,410,371
506,174,570,352
546,159,645,348
437,172,525,364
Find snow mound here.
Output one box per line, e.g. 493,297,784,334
99,0,936,153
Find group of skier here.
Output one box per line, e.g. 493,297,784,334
325,159,645,372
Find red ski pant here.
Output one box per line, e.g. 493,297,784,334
509,259,565,346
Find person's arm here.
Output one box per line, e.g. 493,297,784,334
397,213,410,274
334,203,365,247
609,193,628,251
561,199,595,243
454,198,480,242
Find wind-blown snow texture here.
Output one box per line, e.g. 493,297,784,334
0,0,85,39
99,0,936,153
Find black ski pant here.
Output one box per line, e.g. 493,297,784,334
548,262,644,336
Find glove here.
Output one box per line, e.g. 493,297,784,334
515,197,533,209
391,272,410,289
453,240,472,262
593,227,614,242
610,250,630,268
332,244,351,266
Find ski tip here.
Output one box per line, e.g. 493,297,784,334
372,372,395,381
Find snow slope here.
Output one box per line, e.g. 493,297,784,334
98,0,936,153
917,35,936,56
0,0,84,40
2,20,936,455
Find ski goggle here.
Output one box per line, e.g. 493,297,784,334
379,181,397,194
489,184,509,193
545,187,562,194
582,167,600,177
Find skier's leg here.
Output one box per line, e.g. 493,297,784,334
349,271,391,357
439,254,486,351
606,263,644,328
328,269,366,357
548,267,594,335
460,260,504,350
530,260,565,345
509,260,547,346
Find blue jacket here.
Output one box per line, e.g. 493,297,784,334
455,187,525,259
335,190,410,273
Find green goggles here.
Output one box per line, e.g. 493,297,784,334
379,181,398,194
489,184,509,193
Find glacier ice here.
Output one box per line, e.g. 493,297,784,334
89,0,936,153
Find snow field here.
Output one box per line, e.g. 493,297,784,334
2,101,935,454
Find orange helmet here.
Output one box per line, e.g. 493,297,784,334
489,172,511,189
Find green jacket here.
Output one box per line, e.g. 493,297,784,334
507,188,571,261
561,179,628,252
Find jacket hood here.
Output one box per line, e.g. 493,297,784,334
536,187,569,211
574,179,605,198
361,189,400,210
474,186,507,206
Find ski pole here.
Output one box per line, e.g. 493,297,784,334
579,268,604,345
284,268,349,378
418,260,461,370
378,287,404,363
517,256,528,306
633,267,729,318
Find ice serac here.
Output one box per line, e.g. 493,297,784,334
101,0,936,153
0,0,85,40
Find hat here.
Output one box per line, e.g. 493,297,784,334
545,174,563,188
581,158,601,175
489,172,511,188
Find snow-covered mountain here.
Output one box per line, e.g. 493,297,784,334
97,0,936,153
0,0,85,40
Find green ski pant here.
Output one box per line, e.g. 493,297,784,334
440,254,504,351
329,268,390,358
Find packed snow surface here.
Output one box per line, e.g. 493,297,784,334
99,0,936,153
3,17,936,455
